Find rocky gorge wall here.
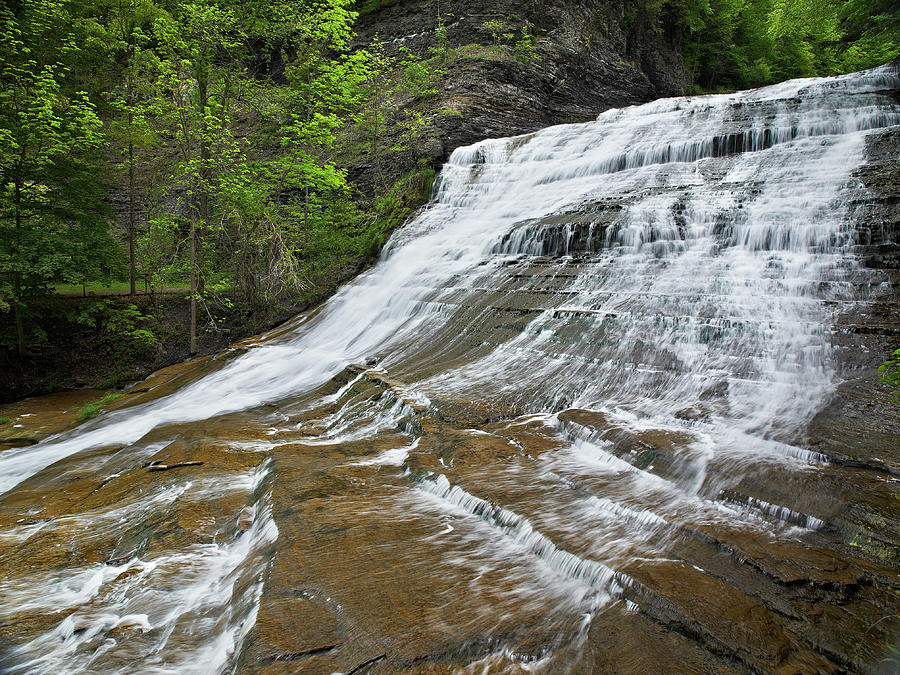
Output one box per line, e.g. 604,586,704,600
348,0,688,191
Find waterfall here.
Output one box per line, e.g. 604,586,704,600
1,64,898,672
2,64,897,493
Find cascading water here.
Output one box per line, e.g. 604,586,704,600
1,64,898,673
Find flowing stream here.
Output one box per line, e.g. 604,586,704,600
1,64,899,673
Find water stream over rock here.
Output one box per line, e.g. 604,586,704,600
1,65,899,673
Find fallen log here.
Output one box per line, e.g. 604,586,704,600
147,461,204,472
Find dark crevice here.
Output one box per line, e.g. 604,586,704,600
269,644,338,662
346,653,387,674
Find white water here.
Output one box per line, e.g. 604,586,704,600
0,462,277,674
2,64,898,671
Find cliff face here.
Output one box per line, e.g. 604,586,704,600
349,0,688,190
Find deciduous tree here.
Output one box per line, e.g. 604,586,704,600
0,2,117,355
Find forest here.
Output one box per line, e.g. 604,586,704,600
0,0,897,383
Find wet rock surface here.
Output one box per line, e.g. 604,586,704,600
227,364,898,673
0,390,105,448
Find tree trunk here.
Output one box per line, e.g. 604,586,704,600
197,58,210,297
372,100,382,190
13,295,25,358
190,215,197,355
13,178,25,357
128,136,136,296
126,12,137,296
304,185,310,252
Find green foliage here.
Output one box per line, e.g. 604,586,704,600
513,27,540,63
1,0,438,362
878,348,900,402
434,22,449,51
53,280,183,296
288,165,435,306
0,417,11,425
0,1,120,353
373,167,436,238
66,299,158,375
670,0,900,90
137,213,189,294
482,19,541,62
351,0,401,17
401,46,443,98
238,2,376,308
76,391,125,422
838,0,900,71
483,19,511,46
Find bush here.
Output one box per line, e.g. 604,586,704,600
76,391,124,422
878,348,900,402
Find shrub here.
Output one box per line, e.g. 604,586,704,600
76,391,124,423
878,348,900,402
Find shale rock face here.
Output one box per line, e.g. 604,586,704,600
350,0,688,191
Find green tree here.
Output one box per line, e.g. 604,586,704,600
0,2,117,356
237,0,372,305
353,39,397,191
152,0,245,353
838,0,900,71
878,349,900,403
678,0,899,90
682,0,746,89
106,0,164,296
766,0,842,78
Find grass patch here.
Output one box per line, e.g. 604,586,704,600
53,281,191,297
451,43,519,63
53,281,135,295
0,416,11,425
76,391,124,423
352,0,403,16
